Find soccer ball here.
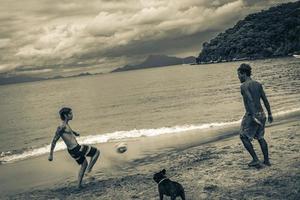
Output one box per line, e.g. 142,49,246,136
115,142,127,153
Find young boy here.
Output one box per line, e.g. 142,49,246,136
48,107,100,188
237,63,273,167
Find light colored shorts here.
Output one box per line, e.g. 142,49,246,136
240,112,266,140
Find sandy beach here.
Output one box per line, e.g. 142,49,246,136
1,1,300,200
3,112,299,200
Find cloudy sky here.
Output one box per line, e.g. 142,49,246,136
0,0,294,78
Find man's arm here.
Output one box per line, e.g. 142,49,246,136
72,131,80,137
260,85,273,123
48,128,61,161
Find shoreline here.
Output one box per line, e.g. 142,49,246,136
2,107,299,165
3,113,300,199
192,55,297,65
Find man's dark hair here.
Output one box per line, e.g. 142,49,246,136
59,107,72,120
238,63,252,76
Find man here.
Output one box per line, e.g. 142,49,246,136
48,107,100,188
237,63,273,167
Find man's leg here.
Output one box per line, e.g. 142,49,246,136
258,138,271,166
240,135,260,166
78,159,88,188
87,149,100,173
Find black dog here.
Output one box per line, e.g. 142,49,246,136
153,169,185,200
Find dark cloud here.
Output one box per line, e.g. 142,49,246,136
0,0,294,75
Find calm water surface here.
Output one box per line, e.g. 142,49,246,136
0,57,299,162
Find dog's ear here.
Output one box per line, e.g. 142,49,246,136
161,169,166,175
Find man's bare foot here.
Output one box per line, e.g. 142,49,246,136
77,184,84,189
263,160,271,166
248,160,261,167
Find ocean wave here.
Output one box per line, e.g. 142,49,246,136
0,121,240,164
1,108,300,164
273,107,300,116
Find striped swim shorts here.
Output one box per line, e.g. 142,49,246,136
67,145,98,165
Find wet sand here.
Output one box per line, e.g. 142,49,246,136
3,113,300,200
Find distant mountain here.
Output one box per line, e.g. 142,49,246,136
0,55,196,84
0,72,100,85
196,1,300,63
112,55,196,72
0,76,46,85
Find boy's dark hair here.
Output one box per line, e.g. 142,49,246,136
59,107,72,120
238,63,252,76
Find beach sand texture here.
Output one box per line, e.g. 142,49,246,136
7,115,300,200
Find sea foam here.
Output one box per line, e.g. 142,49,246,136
1,108,299,164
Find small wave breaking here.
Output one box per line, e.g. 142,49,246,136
1,108,299,164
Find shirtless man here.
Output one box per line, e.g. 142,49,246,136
48,107,100,188
237,63,273,167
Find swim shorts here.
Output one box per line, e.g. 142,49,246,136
240,112,266,140
68,145,98,165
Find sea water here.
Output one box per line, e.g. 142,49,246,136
0,57,299,164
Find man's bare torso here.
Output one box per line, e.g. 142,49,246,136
241,79,264,114
58,124,79,150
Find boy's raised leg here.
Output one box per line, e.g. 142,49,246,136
87,150,100,173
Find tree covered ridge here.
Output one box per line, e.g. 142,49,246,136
197,1,300,63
